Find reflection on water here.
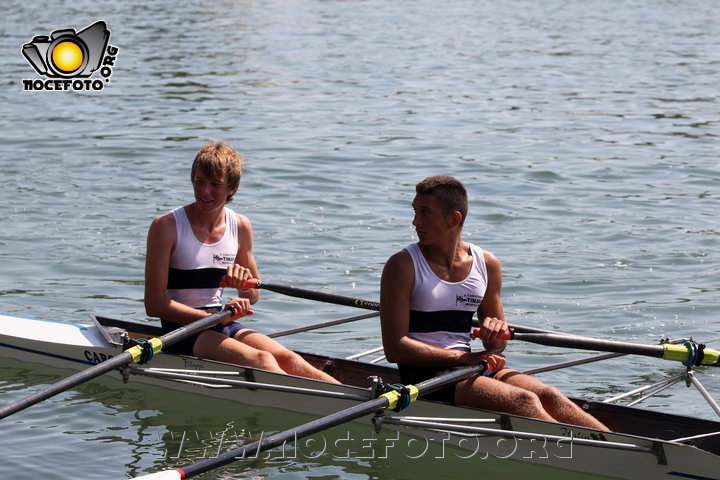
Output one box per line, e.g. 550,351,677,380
1,0,718,478
1,359,514,480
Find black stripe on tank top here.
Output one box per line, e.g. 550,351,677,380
167,267,226,289
408,310,474,333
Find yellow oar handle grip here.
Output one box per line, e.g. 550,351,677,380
127,338,164,364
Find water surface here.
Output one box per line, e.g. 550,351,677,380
0,1,718,478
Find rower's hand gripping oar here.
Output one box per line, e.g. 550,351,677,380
472,328,720,367
0,309,236,420
132,363,489,480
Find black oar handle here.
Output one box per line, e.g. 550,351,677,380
475,326,719,366
472,326,665,357
243,279,381,311
242,279,565,339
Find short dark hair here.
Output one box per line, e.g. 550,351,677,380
415,175,468,225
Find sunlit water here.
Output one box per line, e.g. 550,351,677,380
0,0,718,478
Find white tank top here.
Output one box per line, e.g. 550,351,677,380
405,242,488,350
165,206,238,308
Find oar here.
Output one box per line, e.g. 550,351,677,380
474,328,720,367
0,309,233,420
242,279,380,310
131,363,487,480
242,279,562,336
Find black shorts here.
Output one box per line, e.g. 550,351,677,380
398,364,495,403
160,312,246,356
398,364,464,403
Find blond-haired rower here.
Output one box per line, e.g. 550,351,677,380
144,141,338,383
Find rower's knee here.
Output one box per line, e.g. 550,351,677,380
274,349,303,367
193,332,282,372
512,390,546,417
536,385,568,408
253,350,281,371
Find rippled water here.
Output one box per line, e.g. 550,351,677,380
1,0,718,478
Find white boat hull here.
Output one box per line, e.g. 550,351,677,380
1,313,719,480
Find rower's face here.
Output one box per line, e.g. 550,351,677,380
412,194,453,243
192,171,236,207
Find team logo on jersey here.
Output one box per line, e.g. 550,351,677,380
213,253,236,265
456,294,482,307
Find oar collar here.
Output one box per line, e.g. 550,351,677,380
663,341,718,367
127,337,163,364
381,384,420,412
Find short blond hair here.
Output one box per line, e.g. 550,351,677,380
191,141,244,203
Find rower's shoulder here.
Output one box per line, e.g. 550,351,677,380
481,248,501,274
386,248,412,267
148,210,179,242
231,212,254,242
224,205,251,226
481,248,499,263
234,211,252,227
150,210,176,229
382,248,414,282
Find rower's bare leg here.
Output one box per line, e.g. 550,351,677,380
193,330,287,374
455,374,557,422
234,330,340,383
496,369,609,431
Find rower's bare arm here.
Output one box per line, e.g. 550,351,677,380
224,213,260,304
476,249,508,353
144,214,209,324
380,251,483,367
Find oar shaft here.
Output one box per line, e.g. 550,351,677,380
244,279,568,337
182,394,391,478
157,310,232,346
268,311,380,338
249,278,720,367
137,364,486,479
0,351,134,419
509,332,720,366
512,332,666,358
243,279,380,311
0,310,232,420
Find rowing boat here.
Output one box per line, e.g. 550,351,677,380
1,312,719,479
